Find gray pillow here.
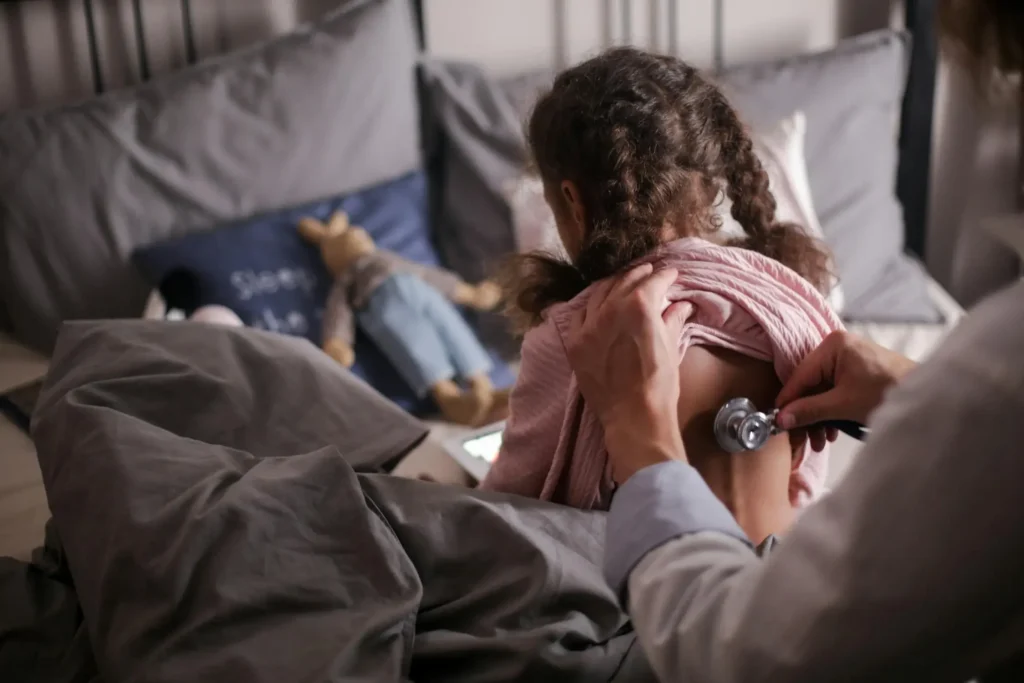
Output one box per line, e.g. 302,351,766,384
423,30,940,322
717,30,936,321
420,60,540,286
838,253,940,322
0,0,420,353
421,62,553,356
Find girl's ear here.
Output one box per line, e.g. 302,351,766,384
558,180,588,257
561,180,586,229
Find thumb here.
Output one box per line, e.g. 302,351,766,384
776,389,847,430
663,301,689,345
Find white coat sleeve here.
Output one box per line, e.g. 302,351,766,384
606,282,1024,683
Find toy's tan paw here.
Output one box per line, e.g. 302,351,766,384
471,281,503,311
324,338,356,368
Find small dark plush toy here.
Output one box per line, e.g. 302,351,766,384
143,268,244,326
299,212,508,426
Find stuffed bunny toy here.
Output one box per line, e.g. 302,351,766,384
299,211,508,426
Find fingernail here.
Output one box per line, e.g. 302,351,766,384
777,413,795,430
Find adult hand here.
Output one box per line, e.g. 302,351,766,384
776,331,916,450
565,264,687,483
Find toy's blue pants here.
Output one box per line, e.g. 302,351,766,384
357,273,492,398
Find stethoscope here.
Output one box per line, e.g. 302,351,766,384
713,397,868,453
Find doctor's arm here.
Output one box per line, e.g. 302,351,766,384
597,290,1024,683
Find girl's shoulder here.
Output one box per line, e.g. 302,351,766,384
522,311,567,358
511,314,575,404
534,293,592,354
518,306,578,382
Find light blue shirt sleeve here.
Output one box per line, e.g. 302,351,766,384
604,461,750,599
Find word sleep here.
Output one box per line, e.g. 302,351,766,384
250,307,324,336
231,268,318,301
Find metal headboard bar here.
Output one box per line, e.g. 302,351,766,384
1018,81,1024,211
667,0,678,55
554,0,568,69
411,0,426,51
712,0,724,70
897,0,938,260
76,0,197,94
131,0,150,81
181,0,197,65
82,0,103,95
648,0,658,51
621,0,631,44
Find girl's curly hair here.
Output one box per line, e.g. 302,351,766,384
505,48,833,330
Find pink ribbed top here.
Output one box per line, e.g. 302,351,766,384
480,237,844,510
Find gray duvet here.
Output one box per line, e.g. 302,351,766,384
0,321,652,683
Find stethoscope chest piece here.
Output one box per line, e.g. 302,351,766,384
713,397,779,453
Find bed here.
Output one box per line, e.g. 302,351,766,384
0,0,961,680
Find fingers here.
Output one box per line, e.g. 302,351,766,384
617,266,677,327
584,263,660,329
663,300,688,343
809,429,828,453
607,263,655,301
776,389,846,431
791,427,831,454
566,307,587,353
632,267,678,308
584,266,643,326
789,429,808,455
776,331,843,409
573,264,676,346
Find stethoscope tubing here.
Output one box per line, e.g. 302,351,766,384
817,419,869,442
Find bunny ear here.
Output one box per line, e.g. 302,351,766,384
327,211,351,235
298,217,329,243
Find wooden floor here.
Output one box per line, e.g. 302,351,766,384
0,415,48,561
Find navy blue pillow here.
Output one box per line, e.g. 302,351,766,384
133,170,514,414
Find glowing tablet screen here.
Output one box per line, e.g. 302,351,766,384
462,430,503,464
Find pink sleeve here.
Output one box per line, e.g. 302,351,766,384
478,321,572,498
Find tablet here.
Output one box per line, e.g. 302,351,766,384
443,421,505,482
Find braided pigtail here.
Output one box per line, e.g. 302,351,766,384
503,47,835,333
501,123,668,332
505,50,708,331
713,97,834,294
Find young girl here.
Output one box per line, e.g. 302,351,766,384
479,48,843,543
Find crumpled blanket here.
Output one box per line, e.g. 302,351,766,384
481,237,843,509
2,320,656,683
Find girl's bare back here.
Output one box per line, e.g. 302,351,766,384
677,346,797,542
